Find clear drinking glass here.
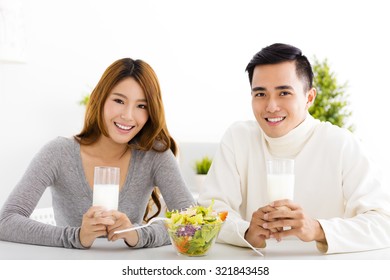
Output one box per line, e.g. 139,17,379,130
266,159,295,203
92,166,120,210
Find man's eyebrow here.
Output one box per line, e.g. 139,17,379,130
252,86,266,92
252,85,294,92
275,85,294,90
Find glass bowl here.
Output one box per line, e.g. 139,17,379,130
165,222,224,257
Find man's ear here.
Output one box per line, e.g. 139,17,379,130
306,87,317,109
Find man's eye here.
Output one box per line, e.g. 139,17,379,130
254,93,265,97
280,91,291,96
114,99,124,104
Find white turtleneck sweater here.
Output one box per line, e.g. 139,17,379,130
198,115,390,254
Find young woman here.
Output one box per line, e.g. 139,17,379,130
0,58,195,249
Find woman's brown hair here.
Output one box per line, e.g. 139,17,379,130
75,58,176,221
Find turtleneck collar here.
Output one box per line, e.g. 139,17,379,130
263,114,319,158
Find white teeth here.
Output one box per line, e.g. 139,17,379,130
115,123,133,130
267,117,284,123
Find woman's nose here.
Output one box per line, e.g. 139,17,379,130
120,108,133,121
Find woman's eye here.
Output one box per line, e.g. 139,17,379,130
138,104,148,109
114,98,124,104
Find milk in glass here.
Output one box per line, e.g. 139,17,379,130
267,174,294,202
93,184,119,210
266,159,295,203
92,166,120,210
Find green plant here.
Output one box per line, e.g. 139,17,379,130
79,93,90,106
309,57,354,132
194,156,212,175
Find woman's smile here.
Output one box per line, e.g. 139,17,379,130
114,122,135,132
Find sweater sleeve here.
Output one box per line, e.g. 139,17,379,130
133,149,195,248
0,138,84,249
317,133,390,254
198,126,251,248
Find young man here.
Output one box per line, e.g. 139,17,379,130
198,43,390,254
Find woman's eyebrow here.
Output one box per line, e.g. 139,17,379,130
111,93,147,103
111,92,128,99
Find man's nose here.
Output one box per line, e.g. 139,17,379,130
266,98,280,112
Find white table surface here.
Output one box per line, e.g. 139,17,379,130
1,238,389,260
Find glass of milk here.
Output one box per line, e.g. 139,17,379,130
266,159,294,204
92,166,120,210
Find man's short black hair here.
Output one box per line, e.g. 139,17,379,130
245,43,314,92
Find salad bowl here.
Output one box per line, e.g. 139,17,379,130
164,203,227,257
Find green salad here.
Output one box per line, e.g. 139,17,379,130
165,202,227,256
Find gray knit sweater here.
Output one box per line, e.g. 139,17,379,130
0,137,195,249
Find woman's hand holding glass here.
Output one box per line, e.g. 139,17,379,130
79,206,115,248
105,210,139,246
79,207,139,248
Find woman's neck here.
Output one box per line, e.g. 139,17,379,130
83,136,129,163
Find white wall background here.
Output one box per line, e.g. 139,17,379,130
1,0,389,208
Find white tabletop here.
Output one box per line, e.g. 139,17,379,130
1,238,389,260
